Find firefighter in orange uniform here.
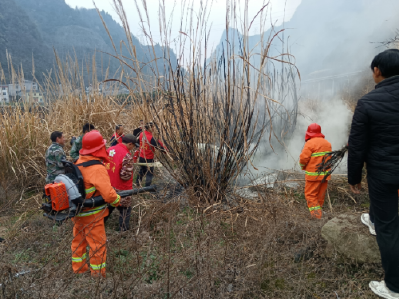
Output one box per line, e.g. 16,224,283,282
71,130,121,277
299,123,332,219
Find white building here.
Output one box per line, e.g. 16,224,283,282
0,85,9,103
8,80,38,97
22,91,44,103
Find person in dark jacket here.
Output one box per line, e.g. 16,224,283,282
348,49,399,299
70,123,95,162
110,124,124,147
133,120,144,138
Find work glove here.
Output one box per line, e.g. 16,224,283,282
119,196,132,208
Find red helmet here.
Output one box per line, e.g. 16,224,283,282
305,123,325,141
79,130,107,155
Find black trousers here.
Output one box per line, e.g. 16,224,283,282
368,175,399,292
136,157,154,187
105,206,132,231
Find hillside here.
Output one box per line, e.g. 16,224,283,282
212,0,399,80
0,0,53,82
0,0,177,83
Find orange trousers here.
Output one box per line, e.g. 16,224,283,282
71,215,107,277
304,180,328,219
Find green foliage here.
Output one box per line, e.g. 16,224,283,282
182,268,194,279
140,252,162,284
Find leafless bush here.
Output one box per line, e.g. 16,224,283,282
106,0,299,204
372,29,399,49
339,71,375,112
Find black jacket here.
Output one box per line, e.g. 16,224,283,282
348,75,399,185
133,127,142,137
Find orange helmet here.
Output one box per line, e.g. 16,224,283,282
305,123,325,141
79,130,107,155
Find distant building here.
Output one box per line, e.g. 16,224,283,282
8,80,38,97
8,83,20,97
0,85,9,103
7,80,42,102
22,91,44,103
118,87,130,95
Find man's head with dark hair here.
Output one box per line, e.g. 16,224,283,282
370,49,399,83
122,134,137,144
50,131,65,146
122,134,137,150
116,124,124,135
145,122,154,131
82,123,95,134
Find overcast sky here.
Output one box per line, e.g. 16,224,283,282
65,0,301,57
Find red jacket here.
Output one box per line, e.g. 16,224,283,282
139,131,165,160
106,143,132,190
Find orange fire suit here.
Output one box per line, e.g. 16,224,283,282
71,156,120,277
299,137,332,219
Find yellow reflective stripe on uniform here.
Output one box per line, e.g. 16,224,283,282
72,253,87,262
311,151,330,157
85,186,96,195
110,195,120,207
76,204,107,217
309,206,321,211
305,171,330,176
90,262,106,270
299,163,305,166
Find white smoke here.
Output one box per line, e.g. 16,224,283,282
248,97,352,177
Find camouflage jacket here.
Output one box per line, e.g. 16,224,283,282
70,135,83,161
45,142,66,183
120,152,135,181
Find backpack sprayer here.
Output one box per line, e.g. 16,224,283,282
40,161,156,223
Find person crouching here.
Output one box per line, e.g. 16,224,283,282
105,134,137,231
299,123,332,219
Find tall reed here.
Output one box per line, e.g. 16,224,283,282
106,0,299,203
0,54,141,197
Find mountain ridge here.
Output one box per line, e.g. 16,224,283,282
1,0,177,83
212,0,399,79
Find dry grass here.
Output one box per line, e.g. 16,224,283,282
0,52,143,203
0,1,382,298
0,175,381,298
0,93,140,200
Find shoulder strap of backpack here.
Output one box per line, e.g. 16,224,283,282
76,160,103,167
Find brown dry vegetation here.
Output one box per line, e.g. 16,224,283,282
0,89,381,298
0,1,383,298
0,93,139,199
340,71,376,112
0,175,380,298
